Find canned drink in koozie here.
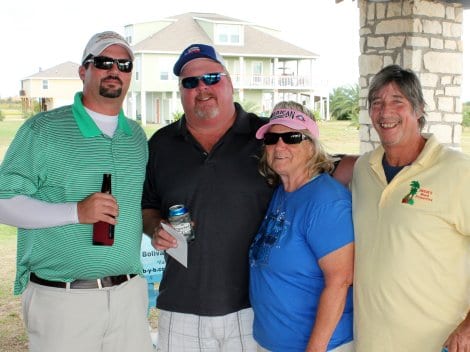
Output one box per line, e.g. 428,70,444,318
168,204,195,242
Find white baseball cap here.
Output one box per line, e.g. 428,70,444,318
81,31,134,63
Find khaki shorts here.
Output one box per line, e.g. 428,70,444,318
22,275,154,352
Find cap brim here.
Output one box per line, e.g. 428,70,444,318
255,119,308,139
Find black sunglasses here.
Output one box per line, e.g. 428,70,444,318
181,72,227,89
84,56,133,73
263,132,311,145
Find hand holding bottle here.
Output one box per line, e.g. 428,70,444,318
77,192,118,225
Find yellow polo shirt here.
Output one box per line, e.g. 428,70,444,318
352,134,470,352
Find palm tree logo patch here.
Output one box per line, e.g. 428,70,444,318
402,180,420,205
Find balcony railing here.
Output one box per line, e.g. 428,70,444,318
230,74,328,93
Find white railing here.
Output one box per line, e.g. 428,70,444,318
231,74,326,91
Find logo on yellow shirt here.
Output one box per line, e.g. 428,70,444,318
402,180,420,205
402,181,433,205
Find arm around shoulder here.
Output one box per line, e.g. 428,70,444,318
332,155,359,187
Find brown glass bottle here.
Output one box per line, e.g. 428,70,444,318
92,173,114,246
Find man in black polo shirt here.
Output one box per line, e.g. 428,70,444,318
142,44,273,351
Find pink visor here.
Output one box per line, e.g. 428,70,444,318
256,108,320,139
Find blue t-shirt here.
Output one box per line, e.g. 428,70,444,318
249,173,354,351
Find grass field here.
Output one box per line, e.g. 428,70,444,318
0,119,24,162
1,111,469,351
0,225,28,352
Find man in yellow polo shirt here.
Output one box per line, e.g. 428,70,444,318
352,65,470,352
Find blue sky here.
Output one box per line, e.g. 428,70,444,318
1,1,468,100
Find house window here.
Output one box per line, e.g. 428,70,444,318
252,61,263,85
134,57,141,81
42,80,48,89
215,24,243,45
124,26,134,45
252,61,263,75
158,57,175,80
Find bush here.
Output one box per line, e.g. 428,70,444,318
463,103,470,127
172,111,183,121
0,109,4,122
23,100,41,119
312,109,321,121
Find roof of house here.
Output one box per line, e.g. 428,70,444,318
21,13,317,82
131,12,318,59
24,61,79,80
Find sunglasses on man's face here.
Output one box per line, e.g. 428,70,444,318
84,56,133,73
263,132,311,145
181,72,227,89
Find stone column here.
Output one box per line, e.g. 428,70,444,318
358,0,464,152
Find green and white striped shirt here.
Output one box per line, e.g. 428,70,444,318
0,92,148,295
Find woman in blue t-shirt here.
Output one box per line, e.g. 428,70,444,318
249,101,355,352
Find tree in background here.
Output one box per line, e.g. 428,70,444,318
329,84,359,126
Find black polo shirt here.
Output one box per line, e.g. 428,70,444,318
142,103,273,316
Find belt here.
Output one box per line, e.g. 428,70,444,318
30,272,137,289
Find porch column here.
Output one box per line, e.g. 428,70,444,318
140,91,147,126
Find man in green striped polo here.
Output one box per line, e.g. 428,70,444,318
0,31,153,352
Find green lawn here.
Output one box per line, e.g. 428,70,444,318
2,117,468,158
318,120,360,155
0,120,24,161
0,225,28,352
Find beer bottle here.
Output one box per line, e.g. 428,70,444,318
92,173,114,246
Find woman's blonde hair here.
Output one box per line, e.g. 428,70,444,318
259,101,334,187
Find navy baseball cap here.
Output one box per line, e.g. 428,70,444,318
173,44,225,76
